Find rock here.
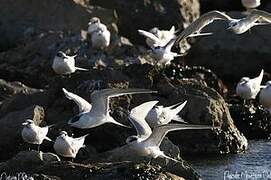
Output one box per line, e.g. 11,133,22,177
89,0,200,45
0,151,60,173
0,0,118,51
154,77,248,154
186,11,271,83
228,101,271,139
0,160,187,180
0,105,44,161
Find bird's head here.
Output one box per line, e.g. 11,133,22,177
22,119,34,127
239,77,250,85
266,81,271,87
88,17,100,25
59,131,68,138
56,51,66,58
149,27,159,36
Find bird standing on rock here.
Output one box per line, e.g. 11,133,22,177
236,69,264,104
52,51,88,75
259,81,271,113
88,17,111,49
21,119,53,151
53,131,88,160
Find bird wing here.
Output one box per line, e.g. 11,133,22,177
251,69,264,87
72,134,88,148
90,88,157,115
250,9,271,23
143,124,213,147
163,37,176,52
128,101,159,138
62,88,92,113
138,29,161,43
176,10,233,43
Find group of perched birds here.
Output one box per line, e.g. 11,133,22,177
21,1,271,163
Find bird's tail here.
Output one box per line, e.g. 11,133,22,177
75,67,89,71
253,69,264,85
172,115,187,124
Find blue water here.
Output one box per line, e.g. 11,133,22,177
185,140,271,180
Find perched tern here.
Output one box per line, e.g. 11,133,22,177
227,9,271,34
259,81,271,113
241,0,261,10
146,101,187,128
236,69,264,103
53,131,88,159
68,88,157,129
175,10,233,43
88,17,110,49
62,88,92,115
151,38,182,66
126,101,213,162
138,26,176,48
52,51,88,75
21,119,53,151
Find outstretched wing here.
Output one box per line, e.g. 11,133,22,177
62,88,92,113
176,10,233,43
144,124,213,147
128,101,159,139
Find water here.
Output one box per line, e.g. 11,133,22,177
185,140,271,180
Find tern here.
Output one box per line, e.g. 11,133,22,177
236,69,264,104
126,101,213,162
53,131,88,160
227,9,271,34
21,119,53,151
138,26,176,48
62,88,92,115
175,10,233,44
146,101,187,128
259,81,271,113
52,51,88,75
88,17,111,49
68,88,157,129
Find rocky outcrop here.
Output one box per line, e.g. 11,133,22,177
186,11,271,83
0,154,187,180
89,0,200,44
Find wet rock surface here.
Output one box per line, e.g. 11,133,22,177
228,100,271,140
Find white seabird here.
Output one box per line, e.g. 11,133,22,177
145,101,187,128
52,51,88,75
138,26,176,48
53,131,88,159
21,119,53,151
227,9,271,34
126,100,213,162
259,81,271,113
68,88,157,129
236,69,264,103
88,17,111,49
62,88,92,115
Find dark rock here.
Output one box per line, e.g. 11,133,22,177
90,0,200,45
0,151,60,173
186,11,271,83
0,159,187,180
228,101,271,139
0,106,45,161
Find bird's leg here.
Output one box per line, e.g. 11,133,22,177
37,144,40,152
71,158,74,163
